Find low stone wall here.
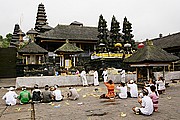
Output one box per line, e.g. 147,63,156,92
16,74,137,88
16,71,180,88
154,71,180,81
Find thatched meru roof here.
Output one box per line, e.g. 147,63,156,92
124,41,179,63
153,32,180,49
37,24,98,41
54,40,83,54
18,42,48,54
26,28,38,35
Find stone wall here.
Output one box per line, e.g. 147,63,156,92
16,74,137,88
16,71,180,88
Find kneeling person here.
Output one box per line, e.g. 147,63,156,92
67,87,79,100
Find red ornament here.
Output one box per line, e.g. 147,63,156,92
138,43,144,48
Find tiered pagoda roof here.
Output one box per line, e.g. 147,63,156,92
35,3,52,33
10,24,25,47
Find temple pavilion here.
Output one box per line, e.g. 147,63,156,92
124,40,179,84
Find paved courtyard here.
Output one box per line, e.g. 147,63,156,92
0,79,180,120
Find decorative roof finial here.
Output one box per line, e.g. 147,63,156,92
66,39,69,43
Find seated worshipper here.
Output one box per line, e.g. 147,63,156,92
132,89,153,116
116,82,127,99
144,78,156,96
149,85,159,112
2,87,18,106
41,85,53,103
127,80,138,98
18,86,31,104
100,80,115,99
67,87,79,100
156,77,166,94
52,85,63,102
32,84,42,103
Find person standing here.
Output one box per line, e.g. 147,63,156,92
2,87,18,106
41,85,53,103
102,68,108,82
80,69,88,87
120,69,126,83
18,86,31,104
94,69,99,86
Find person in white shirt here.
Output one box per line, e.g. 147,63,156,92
80,69,88,87
67,87,79,100
2,87,18,106
120,70,126,83
52,85,63,102
94,70,99,86
116,82,127,99
102,68,108,82
132,89,153,115
156,77,166,94
127,80,138,98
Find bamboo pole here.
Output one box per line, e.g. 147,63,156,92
31,102,35,120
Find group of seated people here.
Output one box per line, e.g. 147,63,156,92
100,79,139,99
2,76,166,116
2,84,79,106
101,76,166,116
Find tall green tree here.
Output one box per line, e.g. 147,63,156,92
97,14,108,53
109,15,121,53
122,17,135,53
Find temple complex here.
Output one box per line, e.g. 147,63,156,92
6,2,179,77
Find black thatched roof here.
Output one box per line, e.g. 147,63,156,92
54,40,83,54
18,42,48,54
70,21,83,26
152,32,180,49
37,24,98,41
26,28,38,35
41,24,53,30
124,41,179,63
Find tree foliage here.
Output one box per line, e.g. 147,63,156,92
97,14,109,53
0,33,12,48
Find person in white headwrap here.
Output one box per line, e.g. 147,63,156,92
2,87,18,106
52,85,63,102
127,80,138,98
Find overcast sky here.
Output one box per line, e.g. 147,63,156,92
0,0,179,41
